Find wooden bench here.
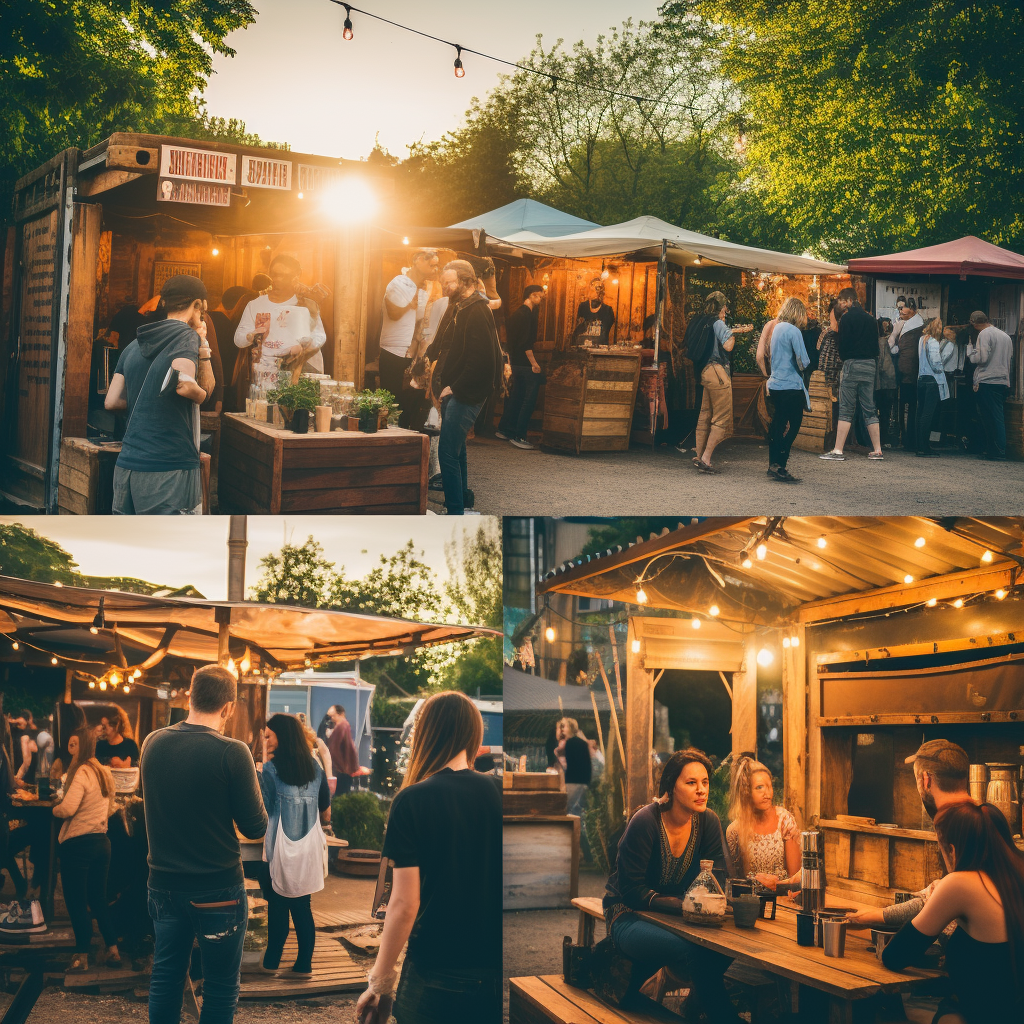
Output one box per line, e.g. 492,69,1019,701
509,975,682,1024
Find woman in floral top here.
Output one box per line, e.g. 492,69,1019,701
603,749,740,1023
726,755,800,891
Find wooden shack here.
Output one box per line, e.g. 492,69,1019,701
537,516,1024,903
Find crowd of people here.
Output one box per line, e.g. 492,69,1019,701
0,676,501,1023
596,739,1023,1023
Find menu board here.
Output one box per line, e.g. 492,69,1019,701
875,279,943,323
158,145,237,184
241,155,293,190
156,179,232,206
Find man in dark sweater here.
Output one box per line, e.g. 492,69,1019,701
495,285,545,449
140,665,267,1024
820,288,885,462
434,260,500,515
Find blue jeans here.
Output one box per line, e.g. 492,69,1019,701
148,883,248,1024
916,377,941,453
498,365,544,440
438,396,484,514
611,913,734,1020
975,382,1008,457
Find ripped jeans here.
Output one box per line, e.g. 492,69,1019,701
148,883,248,1024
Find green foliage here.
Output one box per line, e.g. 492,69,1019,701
353,389,397,416
673,1,1024,257
250,536,336,608
330,791,387,852
267,378,320,412
684,274,769,373
0,1,264,219
369,688,415,729
0,524,83,585
581,518,695,558
0,679,66,724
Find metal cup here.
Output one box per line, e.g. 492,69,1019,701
874,930,895,963
822,919,848,958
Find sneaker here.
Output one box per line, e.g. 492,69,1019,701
510,438,536,450
819,450,846,461
0,900,46,935
463,488,475,509
695,460,717,474
494,430,511,440
867,450,885,460
428,474,444,491
774,467,800,482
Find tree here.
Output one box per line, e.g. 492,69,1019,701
329,541,445,622
250,536,335,608
580,518,696,558
1,1,262,219
669,1,1024,257
0,524,83,585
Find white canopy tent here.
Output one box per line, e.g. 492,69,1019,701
490,214,847,277
450,198,599,239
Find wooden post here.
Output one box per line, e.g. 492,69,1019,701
731,633,759,757
650,239,668,438
333,225,370,387
608,624,623,709
625,617,655,814
782,624,808,826
589,689,605,759
807,633,822,824
64,670,73,703
596,658,625,771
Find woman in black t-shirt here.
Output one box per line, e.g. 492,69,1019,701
94,707,139,767
356,692,501,1024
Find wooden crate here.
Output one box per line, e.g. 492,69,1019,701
506,771,565,792
503,790,569,816
57,437,120,514
503,815,580,910
792,371,834,453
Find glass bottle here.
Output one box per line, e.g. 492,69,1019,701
682,859,727,922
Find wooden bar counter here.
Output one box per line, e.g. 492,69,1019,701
219,413,429,514
541,347,642,453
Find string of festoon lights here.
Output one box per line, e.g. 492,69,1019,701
326,1,699,110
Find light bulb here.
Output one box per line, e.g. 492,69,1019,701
240,655,251,674
11,642,18,651
211,247,219,256
544,626,556,643
402,237,409,245
757,647,774,667
454,48,465,77
791,635,800,648
995,589,1007,600
51,656,58,665
817,536,827,549
54,581,62,587
304,657,312,667
343,6,353,40
170,689,178,698
635,587,648,605
631,639,641,654
756,543,768,560
99,680,107,690
914,537,926,548
90,626,98,635
123,685,130,694
600,268,610,281
953,598,964,608
133,669,141,679
111,671,120,685
691,618,701,629
981,550,993,563
694,256,702,266
904,574,914,584
926,598,937,607
742,558,753,569
611,278,618,286
709,605,720,617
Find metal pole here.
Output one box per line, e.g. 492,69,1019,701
651,239,669,445
227,515,248,602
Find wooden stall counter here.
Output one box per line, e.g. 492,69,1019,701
542,347,642,453
219,413,429,515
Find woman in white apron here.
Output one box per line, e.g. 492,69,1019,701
258,714,331,977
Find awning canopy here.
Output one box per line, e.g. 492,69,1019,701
489,215,848,276
503,665,611,712
450,199,598,239
0,576,499,672
537,517,1024,625
847,236,1024,280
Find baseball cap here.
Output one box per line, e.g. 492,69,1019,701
968,310,989,325
160,275,207,305
904,739,969,780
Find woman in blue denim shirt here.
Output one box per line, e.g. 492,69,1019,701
259,714,332,977
766,297,811,482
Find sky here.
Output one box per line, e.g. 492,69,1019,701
203,0,661,160
0,516,485,601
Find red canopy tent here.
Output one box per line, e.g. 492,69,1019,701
848,235,1024,280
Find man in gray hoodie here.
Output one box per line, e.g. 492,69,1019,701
105,275,215,513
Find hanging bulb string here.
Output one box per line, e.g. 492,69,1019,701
324,1,699,110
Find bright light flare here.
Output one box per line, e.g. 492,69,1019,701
544,626,556,643
631,639,641,653
756,647,775,667
320,178,379,225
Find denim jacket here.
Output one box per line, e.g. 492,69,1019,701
918,335,950,401
259,759,325,863
767,322,811,409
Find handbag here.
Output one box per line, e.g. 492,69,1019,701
265,814,327,898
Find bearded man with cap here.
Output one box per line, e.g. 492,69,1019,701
105,275,215,514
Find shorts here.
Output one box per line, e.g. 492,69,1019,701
113,466,203,515
838,358,879,425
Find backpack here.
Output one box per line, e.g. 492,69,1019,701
684,314,717,376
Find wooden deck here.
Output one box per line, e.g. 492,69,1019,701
237,930,367,998
311,905,378,929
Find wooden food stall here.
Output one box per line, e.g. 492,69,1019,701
0,133,484,513
220,414,428,514
537,516,1024,905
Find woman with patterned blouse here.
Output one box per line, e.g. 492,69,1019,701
726,755,801,891
603,749,740,1023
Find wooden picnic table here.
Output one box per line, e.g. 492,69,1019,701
635,894,941,1024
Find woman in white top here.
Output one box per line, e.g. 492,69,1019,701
53,726,119,972
725,755,800,891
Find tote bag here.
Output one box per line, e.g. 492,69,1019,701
266,815,327,898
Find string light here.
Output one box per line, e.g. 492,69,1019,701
953,598,964,608
904,574,914,584
782,637,791,648
211,247,219,256
817,536,827,549
50,656,58,665
454,45,465,78
926,598,938,607
791,635,800,648
11,642,18,651
981,550,993,563
691,618,701,629
402,237,410,245
296,192,304,200
914,537,926,548
342,3,353,39
88,680,95,689
742,557,753,569
757,647,775,667
111,671,120,686
544,626,556,643
631,639,641,653
99,680,107,690
756,543,768,561
635,587,648,605
709,605,720,617
89,626,98,635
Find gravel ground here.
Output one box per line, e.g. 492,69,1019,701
429,436,1024,516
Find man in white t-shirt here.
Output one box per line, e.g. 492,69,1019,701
233,254,327,392
378,249,439,428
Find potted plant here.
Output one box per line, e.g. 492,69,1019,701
353,388,398,434
267,378,321,433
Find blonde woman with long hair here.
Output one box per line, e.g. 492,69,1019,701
356,692,500,1024
726,755,800,891
52,725,120,972
916,316,949,457
765,297,811,482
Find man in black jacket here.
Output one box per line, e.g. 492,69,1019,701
141,665,267,1023
495,285,544,448
820,288,885,462
434,260,500,514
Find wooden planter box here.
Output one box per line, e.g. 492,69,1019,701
219,413,429,514
58,437,120,515
503,815,580,910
